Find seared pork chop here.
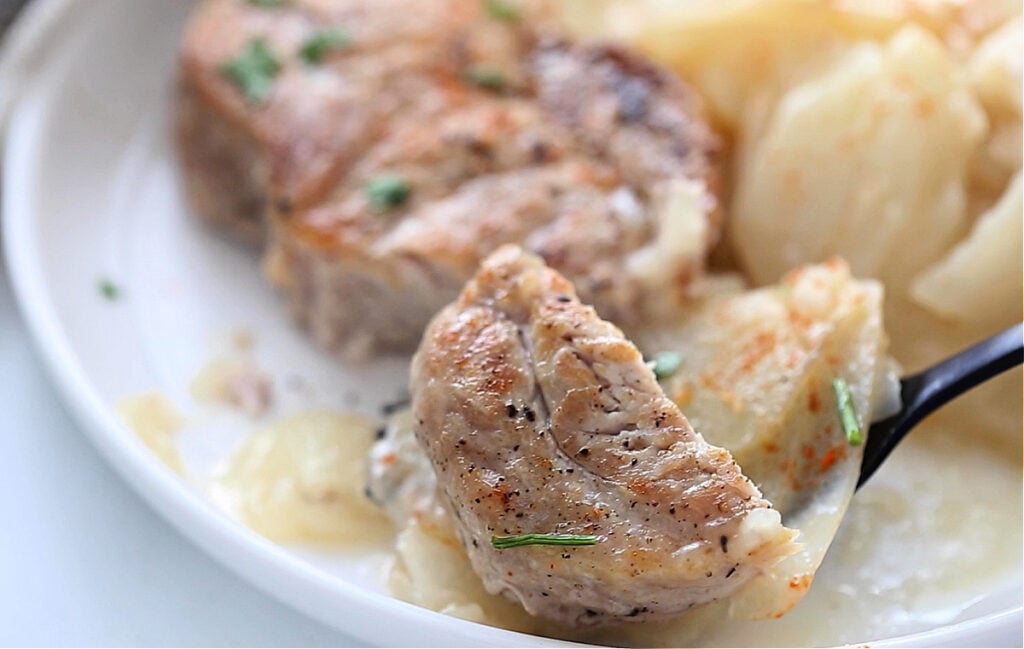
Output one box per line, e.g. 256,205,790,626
410,246,796,626
177,0,721,356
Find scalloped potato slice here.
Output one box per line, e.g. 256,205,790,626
912,172,1022,329
644,260,898,619
967,15,1022,207
969,15,1022,133
731,26,985,293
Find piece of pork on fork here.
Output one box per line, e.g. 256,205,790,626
411,246,797,626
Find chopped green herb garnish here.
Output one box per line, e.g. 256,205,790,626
98,278,120,301
366,175,411,212
483,0,520,20
247,0,289,7
650,351,683,381
491,533,599,549
300,28,352,64
465,64,508,92
220,38,282,103
832,378,863,446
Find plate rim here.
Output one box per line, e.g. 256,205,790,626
1,1,1020,646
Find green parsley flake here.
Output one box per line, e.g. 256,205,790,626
221,38,282,103
484,0,520,20
465,64,508,93
650,351,683,381
300,28,352,64
366,175,411,213
98,278,121,301
831,377,863,446
247,0,289,7
491,533,599,549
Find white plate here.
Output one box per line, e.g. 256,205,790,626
2,1,1020,646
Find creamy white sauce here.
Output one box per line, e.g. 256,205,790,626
209,411,393,546
116,393,185,475
634,420,1022,646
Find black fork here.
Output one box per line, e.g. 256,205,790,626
858,322,1023,488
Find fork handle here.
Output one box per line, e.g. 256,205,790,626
858,322,1023,487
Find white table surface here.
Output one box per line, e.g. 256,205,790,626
0,251,361,647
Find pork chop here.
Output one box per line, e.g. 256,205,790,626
176,0,721,356
410,246,796,626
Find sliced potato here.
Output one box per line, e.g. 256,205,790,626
731,26,985,293
967,15,1022,207
912,172,1022,329
642,260,897,619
